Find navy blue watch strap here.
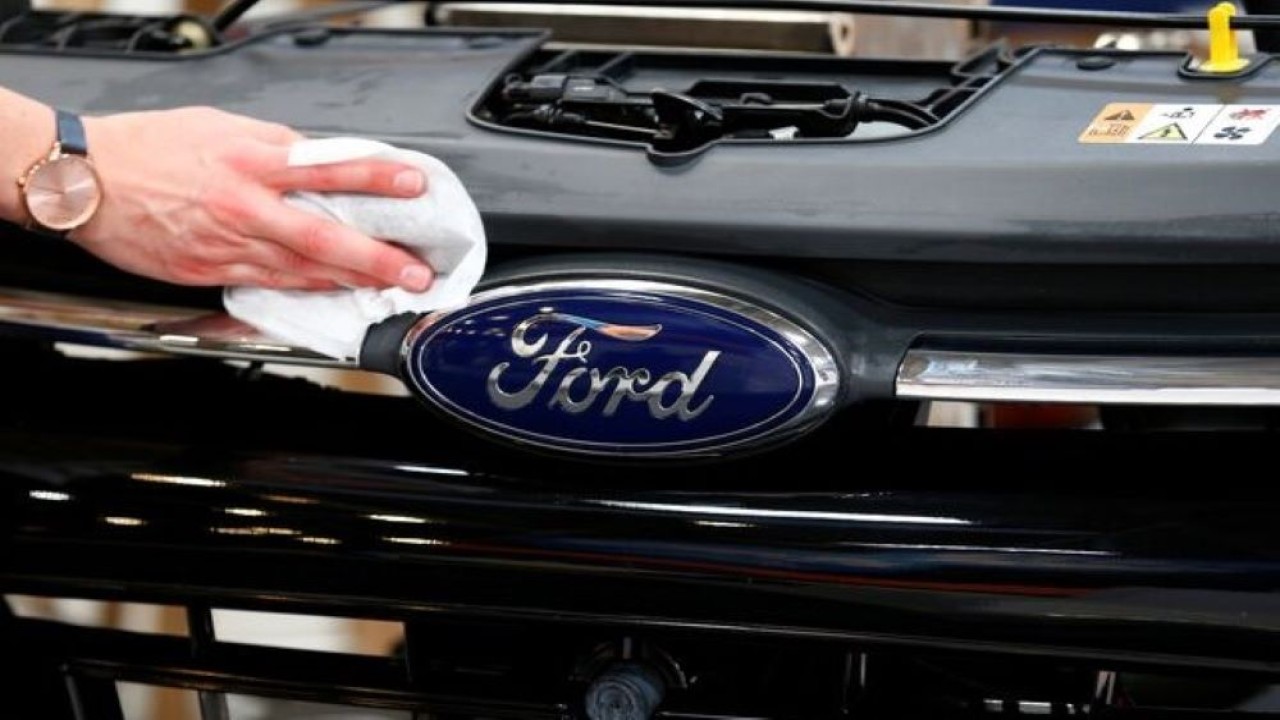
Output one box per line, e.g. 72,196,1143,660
55,109,88,156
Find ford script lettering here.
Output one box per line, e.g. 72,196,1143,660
402,279,839,457
487,313,718,420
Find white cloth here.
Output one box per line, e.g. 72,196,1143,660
224,137,487,359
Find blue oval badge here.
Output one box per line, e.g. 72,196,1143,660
402,279,840,457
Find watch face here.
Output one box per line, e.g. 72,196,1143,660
23,154,103,232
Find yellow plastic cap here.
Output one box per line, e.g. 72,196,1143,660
1201,1,1250,73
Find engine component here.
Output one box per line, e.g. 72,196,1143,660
476,44,997,164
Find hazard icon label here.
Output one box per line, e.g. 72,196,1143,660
1079,103,1152,143
1196,105,1280,145
1080,102,1280,145
1126,104,1220,144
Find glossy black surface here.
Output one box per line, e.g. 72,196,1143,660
1,346,1277,675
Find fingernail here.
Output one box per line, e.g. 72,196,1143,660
399,265,433,292
394,169,425,195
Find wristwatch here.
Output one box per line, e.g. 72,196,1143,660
17,109,103,235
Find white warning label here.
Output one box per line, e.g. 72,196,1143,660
1126,104,1220,144
1197,105,1280,145
1081,103,1280,145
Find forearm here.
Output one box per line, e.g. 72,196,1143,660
0,86,56,224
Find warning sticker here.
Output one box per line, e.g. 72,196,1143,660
1079,103,1152,143
1137,122,1189,142
1197,105,1280,145
1126,104,1221,144
1081,102,1280,145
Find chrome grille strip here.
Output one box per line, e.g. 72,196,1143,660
9,289,1280,404
0,288,351,368
897,349,1280,406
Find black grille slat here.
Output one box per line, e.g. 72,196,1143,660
65,673,124,720
4,603,1277,719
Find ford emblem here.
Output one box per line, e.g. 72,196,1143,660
400,279,840,457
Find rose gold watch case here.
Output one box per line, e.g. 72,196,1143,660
19,151,103,233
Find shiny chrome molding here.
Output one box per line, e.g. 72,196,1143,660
0,288,350,367
14,287,1280,408
898,349,1280,405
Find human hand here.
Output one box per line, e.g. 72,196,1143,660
73,106,434,291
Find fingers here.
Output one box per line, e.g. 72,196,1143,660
170,245,386,289
233,116,303,146
233,142,427,198
220,264,342,291
212,136,433,291
268,159,427,198
240,192,435,291
243,242,388,289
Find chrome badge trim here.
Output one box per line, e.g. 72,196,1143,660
400,278,841,457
